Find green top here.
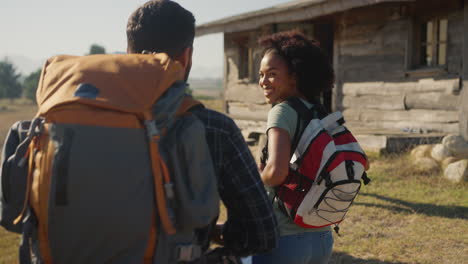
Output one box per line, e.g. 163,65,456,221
266,99,331,236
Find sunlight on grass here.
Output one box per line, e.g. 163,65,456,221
0,228,19,264
331,153,468,264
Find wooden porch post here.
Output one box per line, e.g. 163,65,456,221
332,13,345,112
460,0,468,140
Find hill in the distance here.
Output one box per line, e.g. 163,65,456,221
188,78,222,90
188,78,223,99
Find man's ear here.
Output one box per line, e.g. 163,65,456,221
175,47,193,69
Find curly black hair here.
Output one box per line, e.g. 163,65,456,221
258,30,335,102
126,0,195,58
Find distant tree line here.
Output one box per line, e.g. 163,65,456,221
0,44,106,102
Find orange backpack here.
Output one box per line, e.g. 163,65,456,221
2,53,219,263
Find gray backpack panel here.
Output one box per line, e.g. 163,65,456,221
0,121,31,233
46,123,154,264
160,114,219,231
154,109,219,263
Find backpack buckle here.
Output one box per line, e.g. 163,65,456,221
18,118,44,167
26,118,44,140
164,182,177,225
176,244,202,262
362,172,371,185
318,171,332,187
144,120,160,141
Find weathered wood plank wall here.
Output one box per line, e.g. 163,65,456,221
222,0,465,136
224,29,270,133
224,30,266,101
336,1,464,134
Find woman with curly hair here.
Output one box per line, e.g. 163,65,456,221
254,30,335,264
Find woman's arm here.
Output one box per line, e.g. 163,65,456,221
261,127,291,187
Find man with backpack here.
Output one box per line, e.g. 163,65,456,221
125,0,279,261
0,0,277,263
127,0,278,256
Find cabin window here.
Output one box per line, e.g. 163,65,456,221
415,17,448,68
238,45,254,81
238,45,249,79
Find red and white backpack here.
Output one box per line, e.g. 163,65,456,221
261,97,370,233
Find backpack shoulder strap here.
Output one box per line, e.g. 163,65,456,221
284,97,314,123
260,97,325,164
176,96,204,116
284,97,318,159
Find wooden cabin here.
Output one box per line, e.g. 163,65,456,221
196,0,468,147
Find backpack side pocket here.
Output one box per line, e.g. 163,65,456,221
0,121,31,233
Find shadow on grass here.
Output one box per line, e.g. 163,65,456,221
356,193,468,219
329,252,407,264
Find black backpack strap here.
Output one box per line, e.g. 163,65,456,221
260,98,307,165
284,97,320,159
260,140,269,166
284,97,315,122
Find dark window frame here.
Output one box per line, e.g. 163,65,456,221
409,16,449,70
238,44,250,80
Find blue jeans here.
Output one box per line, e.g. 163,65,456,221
252,231,333,264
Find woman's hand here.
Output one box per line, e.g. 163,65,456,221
210,223,225,245
261,128,291,187
258,163,265,173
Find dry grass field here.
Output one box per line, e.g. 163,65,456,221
0,99,36,264
0,99,37,150
328,152,467,264
0,99,467,264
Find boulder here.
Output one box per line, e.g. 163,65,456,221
443,159,468,183
413,157,439,172
441,157,460,169
430,144,451,162
442,135,468,159
410,144,433,159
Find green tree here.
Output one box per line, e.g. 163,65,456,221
23,69,41,102
0,59,22,100
88,44,106,55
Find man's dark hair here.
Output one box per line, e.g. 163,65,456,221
259,30,335,102
126,0,195,58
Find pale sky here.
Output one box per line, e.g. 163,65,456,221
0,0,291,78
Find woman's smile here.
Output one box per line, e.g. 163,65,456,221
258,51,298,104
263,87,273,97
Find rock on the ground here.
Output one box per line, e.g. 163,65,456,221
441,157,460,169
413,157,440,172
410,144,433,159
431,144,452,162
442,135,468,159
443,159,468,183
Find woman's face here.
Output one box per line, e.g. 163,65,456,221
259,52,297,104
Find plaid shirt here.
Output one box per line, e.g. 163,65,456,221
191,107,279,256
